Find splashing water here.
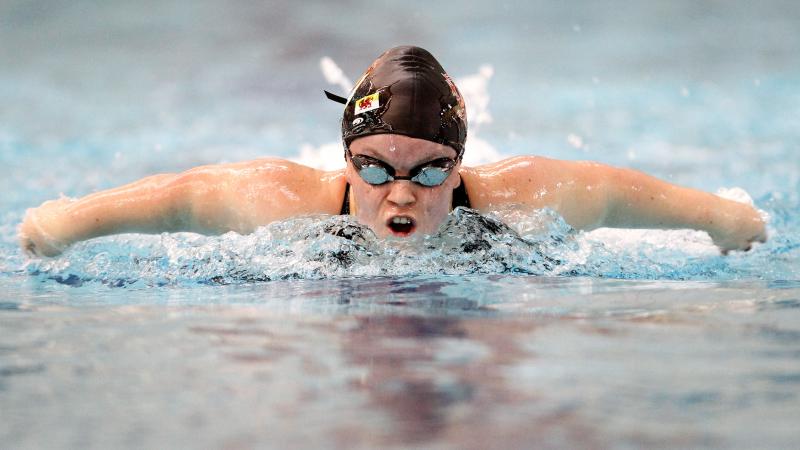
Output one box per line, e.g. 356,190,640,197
319,56,353,95
24,198,795,287
24,208,559,286
12,56,799,287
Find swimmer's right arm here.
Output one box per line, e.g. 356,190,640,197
19,159,346,257
19,173,189,257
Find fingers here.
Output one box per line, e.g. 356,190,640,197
18,227,41,257
18,211,65,257
20,238,35,256
18,223,36,257
719,235,763,255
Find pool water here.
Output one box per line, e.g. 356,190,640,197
1,0,799,448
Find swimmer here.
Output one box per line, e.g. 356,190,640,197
19,46,766,257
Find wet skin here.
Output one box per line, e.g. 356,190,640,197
345,134,462,239
19,134,766,256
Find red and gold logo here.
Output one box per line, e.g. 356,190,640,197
354,92,380,115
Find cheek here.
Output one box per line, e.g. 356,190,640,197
352,186,386,219
417,189,453,222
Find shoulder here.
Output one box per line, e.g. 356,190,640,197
458,156,552,205
182,157,342,183
461,155,612,185
177,158,347,216
458,155,609,209
241,159,348,214
182,158,332,179
461,155,548,178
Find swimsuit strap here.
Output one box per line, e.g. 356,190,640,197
339,181,470,216
340,183,351,215
451,182,471,209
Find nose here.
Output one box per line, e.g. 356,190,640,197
386,181,416,207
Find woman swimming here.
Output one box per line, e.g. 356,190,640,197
18,46,766,257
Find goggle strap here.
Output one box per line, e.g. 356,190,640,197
324,90,348,105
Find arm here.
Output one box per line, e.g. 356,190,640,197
463,156,766,253
19,159,346,256
596,165,766,253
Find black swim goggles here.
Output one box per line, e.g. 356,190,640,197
346,148,459,187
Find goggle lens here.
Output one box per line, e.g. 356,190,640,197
414,166,450,186
349,153,456,187
359,166,392,185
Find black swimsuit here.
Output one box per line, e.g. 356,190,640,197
339,182,471,215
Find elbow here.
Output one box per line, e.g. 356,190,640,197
160,172,206,233
167,170,245,235
568,162,619,229
596,166,646,227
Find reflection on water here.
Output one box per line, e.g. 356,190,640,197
340,313,607,448
4,277,788,449
186,303,605,447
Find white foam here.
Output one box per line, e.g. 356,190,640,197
456,65,502,166
567,133,584,149
583,227,718,257
456,65,494,128
293,142,346,171
716,186,753,205
319,57,353,95
716,186,771,236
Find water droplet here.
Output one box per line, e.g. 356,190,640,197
567,134,584,149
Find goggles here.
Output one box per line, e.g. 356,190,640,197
346,148,459,187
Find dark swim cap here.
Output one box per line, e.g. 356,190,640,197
331,46,467,158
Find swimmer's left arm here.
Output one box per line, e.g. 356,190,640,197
466,156,766,253
536,159,767,253
594,165,767,253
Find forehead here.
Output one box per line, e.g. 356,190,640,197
350,134,457,166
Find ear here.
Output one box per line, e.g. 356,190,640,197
451,165,462,189
343,159,355,184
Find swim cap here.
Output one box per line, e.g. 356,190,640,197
332,46,467,158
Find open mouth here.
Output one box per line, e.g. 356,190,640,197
386,216,416,237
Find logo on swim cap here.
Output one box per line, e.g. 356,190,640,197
352,117,364,126
354,92,380,115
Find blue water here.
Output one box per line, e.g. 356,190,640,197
1,0,799,448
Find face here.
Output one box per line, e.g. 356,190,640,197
346,134,462,239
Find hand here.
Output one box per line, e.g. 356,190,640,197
18,198,73,257
708,203,767,254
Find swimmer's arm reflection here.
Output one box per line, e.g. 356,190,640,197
463,156,767,253
19,159,346,257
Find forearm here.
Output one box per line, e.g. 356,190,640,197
602,168,766,251
605,171,713,229
20,174,189,256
